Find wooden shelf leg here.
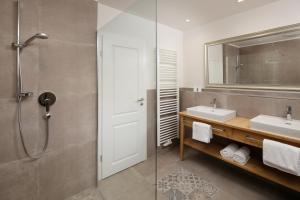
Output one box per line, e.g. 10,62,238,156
180,116,185,160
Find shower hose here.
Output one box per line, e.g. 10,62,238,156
17,97,50,160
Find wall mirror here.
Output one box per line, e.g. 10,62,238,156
205,23,300,91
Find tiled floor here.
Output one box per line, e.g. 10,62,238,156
67,145,299,200
66,155,157,200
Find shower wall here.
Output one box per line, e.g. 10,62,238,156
0,0,97,200
238,39,300,85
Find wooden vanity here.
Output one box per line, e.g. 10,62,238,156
179,111,300,192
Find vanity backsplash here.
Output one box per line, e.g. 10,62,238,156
180,88,300,120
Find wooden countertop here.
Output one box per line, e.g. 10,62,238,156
179,111,300,147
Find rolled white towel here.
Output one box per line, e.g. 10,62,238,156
233,146,250,165
220,143,239,159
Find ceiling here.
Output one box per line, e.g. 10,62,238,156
100,0,279,30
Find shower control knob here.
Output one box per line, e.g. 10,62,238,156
39,92,56,113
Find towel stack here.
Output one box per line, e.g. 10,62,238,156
233,146,250,165
220,143,251,165
220,143,239,159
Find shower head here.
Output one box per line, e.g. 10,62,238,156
22,33,49,48
34,33,49,39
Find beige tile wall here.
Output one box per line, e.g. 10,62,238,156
147,89,157,158
238,39,300,86
0,0,98,200
180,88,300,120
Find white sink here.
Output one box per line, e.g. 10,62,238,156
250,115,300,139
186,106,236,122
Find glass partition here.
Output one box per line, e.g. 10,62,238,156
97,1,157,200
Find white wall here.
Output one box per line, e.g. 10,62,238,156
182,0,300,88
98,4,183,89
158,23,183,87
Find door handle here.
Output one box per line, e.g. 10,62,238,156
137,98,144,102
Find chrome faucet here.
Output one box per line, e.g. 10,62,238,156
286,105,292,121
211,98,217,109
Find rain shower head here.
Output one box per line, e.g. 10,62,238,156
22,33,49,48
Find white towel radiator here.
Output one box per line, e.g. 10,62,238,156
157,49,179,146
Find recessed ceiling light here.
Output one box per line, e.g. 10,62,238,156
185,19,191,23
237,0,244,2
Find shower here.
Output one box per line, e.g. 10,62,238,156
12,0,56,159
13,33,49,49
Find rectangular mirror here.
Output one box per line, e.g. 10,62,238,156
205,23,300,91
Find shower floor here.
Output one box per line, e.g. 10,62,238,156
66,145,299,200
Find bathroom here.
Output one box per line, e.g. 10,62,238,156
0,0,300,199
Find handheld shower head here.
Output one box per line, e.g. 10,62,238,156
34,33,49,39
22,33,49,48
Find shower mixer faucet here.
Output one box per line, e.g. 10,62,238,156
39,92,56,119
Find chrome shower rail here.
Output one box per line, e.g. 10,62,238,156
13,0,50,159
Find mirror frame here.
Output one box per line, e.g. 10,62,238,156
205,23,300,91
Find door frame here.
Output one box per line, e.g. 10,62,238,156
97,31,148,181
97,31,103,181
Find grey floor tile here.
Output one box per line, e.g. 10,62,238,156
66,145,299,200
65,187,104,200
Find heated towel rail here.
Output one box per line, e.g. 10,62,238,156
157,49,179,146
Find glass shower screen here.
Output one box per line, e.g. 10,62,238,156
97,0,157,199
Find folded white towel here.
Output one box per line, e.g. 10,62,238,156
263,139,300,176
220,143,239,159
233,146,250,165
192,122,212,143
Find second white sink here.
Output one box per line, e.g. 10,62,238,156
250,115,300,139
186,106,236,122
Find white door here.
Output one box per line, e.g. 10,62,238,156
101,34,146,179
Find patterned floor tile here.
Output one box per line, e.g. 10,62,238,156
157,168,219,200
